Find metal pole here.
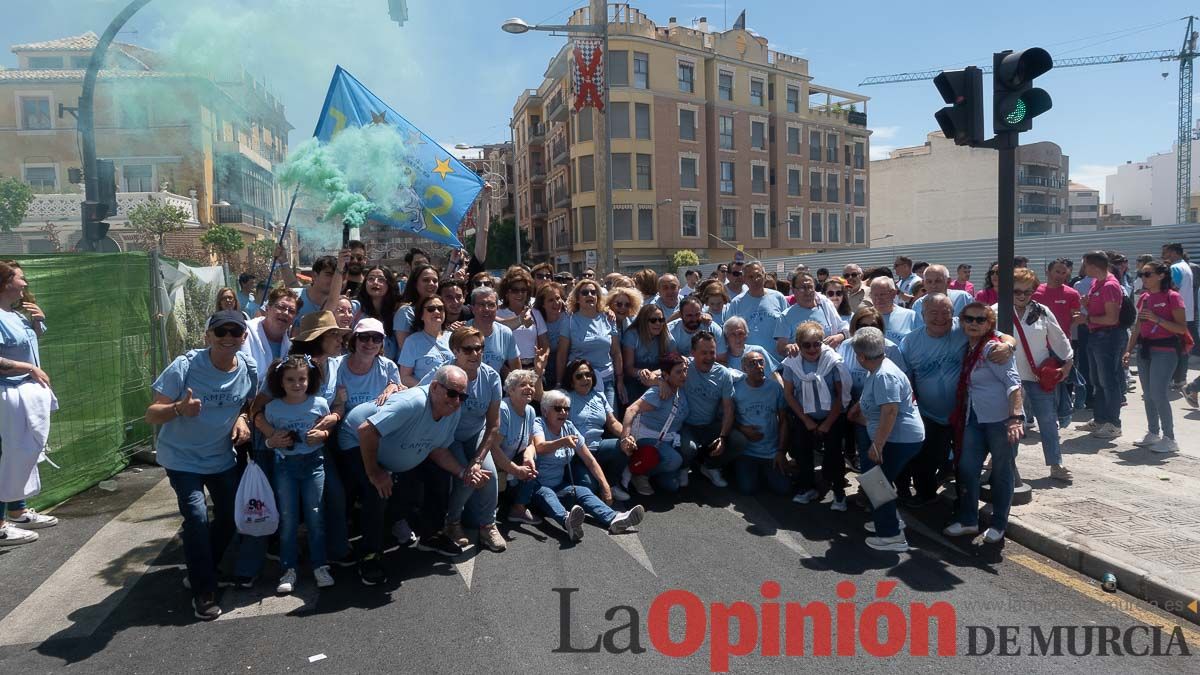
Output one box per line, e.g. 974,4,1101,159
997,132,1017,335
511,118,523,266
591,0,614,274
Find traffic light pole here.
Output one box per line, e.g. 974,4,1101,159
995,131,1017,335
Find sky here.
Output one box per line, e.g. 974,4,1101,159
4,0,1198,202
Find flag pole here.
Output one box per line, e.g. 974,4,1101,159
262,187,300,292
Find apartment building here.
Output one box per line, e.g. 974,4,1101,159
511,6,871,273
1068,182,1099,231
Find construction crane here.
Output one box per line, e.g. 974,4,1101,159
859,16,1199,225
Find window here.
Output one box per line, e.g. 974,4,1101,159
633,52,649,89
578,155,595,192
635,103,651,139
576,108,593,142
23,166,56,193
788,168,801,196
809,130,822,161
855,216,866,243
678,62,695,93
753,210,768,238
610,102,630,138
789,213,803,239
638,207,654,240
809,171,822,201
750,78,764,106
70,56,90,69
828,212,840,242
720,161,735,194
636,153,652,190
719,115,734,150
751,165,766,194
787,127,800,154
854,141,865,170
786,86,800,113
20,97,51,130
580,206,596,241
613,208,633,240
680,157,698,189
124,164,153,192
679,108,696,141
751,121,765,150
845,145,852,166
720,209,737,240
810,212,823,242
28,56,63,70
845,176,851,204
681,206,699,237
826,174,839,203
612,153,632,190
609,50,629,87
854,178,865,207
826,133,838,163
718,71,733,101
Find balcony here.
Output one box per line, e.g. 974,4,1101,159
530,164,546,183
530,203,548,221
22,191,199,225
215,138,274,171
553,224,571,250
1018,174,1066,189
550,141,569,167
528,122,546,144
215,204,274,229
553,192,571,209
547,92,566,122
1018,204,1062,215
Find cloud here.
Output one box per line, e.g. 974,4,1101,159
872,126,901,140
1071,163,1118,202
870,145,896,161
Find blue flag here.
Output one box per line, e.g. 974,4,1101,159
313,66,480,249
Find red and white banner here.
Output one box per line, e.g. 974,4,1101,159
572,38,605,112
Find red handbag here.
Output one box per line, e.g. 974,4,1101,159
627,390,680,475
1012,309,1061,393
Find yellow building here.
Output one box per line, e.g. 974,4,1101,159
512,7,872,274
0,32,293,257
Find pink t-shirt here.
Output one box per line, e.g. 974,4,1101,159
1085,274,1123,330
1137,290,1184,342
974,288,998,305
1032,283,1081,333
949,280,975,295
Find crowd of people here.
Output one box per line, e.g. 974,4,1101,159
0,236,1195,624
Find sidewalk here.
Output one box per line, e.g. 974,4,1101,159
1000,371,1200,626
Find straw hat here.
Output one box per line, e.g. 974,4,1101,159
296,311,347,342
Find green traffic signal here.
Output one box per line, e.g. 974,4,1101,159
993,48,1053,134
1005,98,1027,125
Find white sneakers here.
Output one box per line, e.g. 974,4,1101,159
1077,419,1101,432
1152,438,1179,454
865,534,909,552
565,505,586,542
0,523,38,547
943,522,979,537
1049,465,1073,482
1092,423,1122,439
6,509,58,529
1134,433,1161,447
791,489,819,505
609,505,645,534
630,474,654,496
610,483,631,501
313,565,335,588
699,466,728,488
276,568,297,594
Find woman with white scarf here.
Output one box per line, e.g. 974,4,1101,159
780,321,851,511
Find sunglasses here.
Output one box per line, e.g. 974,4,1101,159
443,387,470,402
961,315,989,324
211,325,245,338
799,341,822,349
1138,271,1156,278
358,333,385,343
578,289,598,297
611,301,630,309
844,272,861,278
1013,289,1034,296
648,317,665,324
535,273,553,280
552,405,571,413
826,290,844,297
473,280,494,287
458,344,484,354
729,270,744,277
425,305,445,313
509,285,530,294
573,372,593,380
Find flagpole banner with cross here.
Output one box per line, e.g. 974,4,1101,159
312,66,483,249
572,38,605,112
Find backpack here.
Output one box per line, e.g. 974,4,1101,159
1118,291,1137,329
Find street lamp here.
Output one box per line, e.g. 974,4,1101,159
500,18,531,34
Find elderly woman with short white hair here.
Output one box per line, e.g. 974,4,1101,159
723,315,778,373
499,369,541,525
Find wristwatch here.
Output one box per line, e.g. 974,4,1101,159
1007,414,1026,423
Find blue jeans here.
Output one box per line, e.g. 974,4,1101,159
1138,349,1180,438
447,431,498,527
957,415,1017,532
636,438,684,492
1022,382,1061,466
234,449,275,579
859,439,921,538
729,452,793,496
588,438,628,486
166,465,240,597
1055,380,1075,428
4,499,26,515
531,480,617,528
272,451,326,570
1086,327,1126,426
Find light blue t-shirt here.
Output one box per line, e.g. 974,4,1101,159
392,304,416,334
668,319,727,357
733,377,785,459
774,302,837,345
683,361,736,426
967,342,1022,424
397,330,453,382
621,329,675,370
336,356,401,415
152,350,257,474
236,291,260,318
900,328,967,425
837,338,907,399
880,306,918,343
634,386,688,439
910,290,973,331
499,397,536,460
726,344,778,374
363,386,460,473
531,418,583,486
779,356,841,420
860,357,925,444
418,363,502,443
566,387,613,448
470,320,519,373
264,396,330,456
727,289,788,350
651,294,681,317
293,287,326,328
564,313,618,372
539,311,568,348
0,309,39,387
316,354,344,404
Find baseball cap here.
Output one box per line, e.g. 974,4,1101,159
207,309,247,330
352,317,386,335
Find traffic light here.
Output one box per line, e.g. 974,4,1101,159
993,48,1053,134
96,159,117,217
933,66,984,146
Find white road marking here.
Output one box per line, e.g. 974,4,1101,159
0,478,180,645
607,530,657,576
724,497,814,559
454,555,476,590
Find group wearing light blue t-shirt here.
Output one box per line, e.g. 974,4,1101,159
727,289,788,351
470,320,519,374
668,318,727,357
563,312,618,372
419,363,502,443
859,357,925,444
900,328,967,425
359,386,461,473
151,350,257,475
732,377,785,459
264,396,331,456
682,361,736,426
397,330,453,383
498,397,536,460
336,356,401,416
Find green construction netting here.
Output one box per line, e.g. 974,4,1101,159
7,253,155,509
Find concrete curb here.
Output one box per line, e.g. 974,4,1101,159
989,505,1200,627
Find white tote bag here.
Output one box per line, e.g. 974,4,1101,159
234,459,278,536
853,465,897,509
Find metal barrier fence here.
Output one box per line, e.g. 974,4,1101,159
698,223,1200,280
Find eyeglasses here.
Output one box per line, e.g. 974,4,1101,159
443,387,470,402
509,285,530,294
578,288,598,297
826,290,844,297
425,305,445,313
358,333,385,343
211,325,245,338
458,344,484,354
611,301,629,309
271,303,297,315
729,270,744,277
1013,289,1034,297
799,341,822,349
1138,271,1156,278
648,317,665,324
473,280,494,288
552,405,571,413
844,272,861,278
990,270,1000,276
961,315,989,325
573,372,593,381
535,273,553,280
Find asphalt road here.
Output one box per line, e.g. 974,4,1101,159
0,465,1195,674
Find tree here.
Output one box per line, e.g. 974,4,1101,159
247,237,278,278
128,198,189,251
463,217,528,270
199,224,245,267
670,249,700,273
0,175,35,233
